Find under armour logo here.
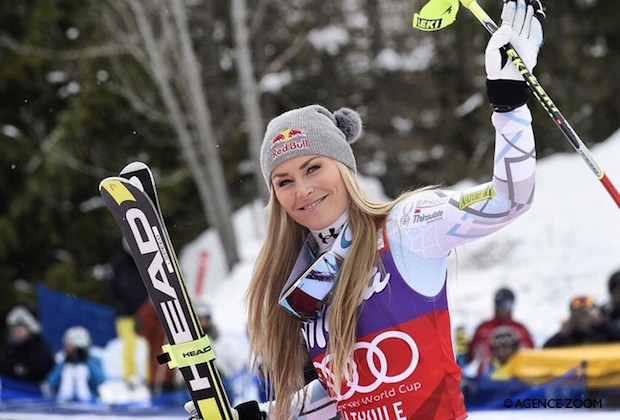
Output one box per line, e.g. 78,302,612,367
318,226,343,244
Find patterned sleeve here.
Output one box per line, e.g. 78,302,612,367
387,104,536,258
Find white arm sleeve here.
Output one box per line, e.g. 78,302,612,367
388,104,536,258
258,379,338,419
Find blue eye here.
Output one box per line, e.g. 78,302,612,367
278,179,292,188
307,165,320,174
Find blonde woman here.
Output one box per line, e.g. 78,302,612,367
187,0,545,418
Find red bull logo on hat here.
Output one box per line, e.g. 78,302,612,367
271,128,310,159
271,129,304,144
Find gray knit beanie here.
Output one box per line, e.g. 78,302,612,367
260,105,363,187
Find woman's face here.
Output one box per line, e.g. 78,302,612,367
271,155,350,231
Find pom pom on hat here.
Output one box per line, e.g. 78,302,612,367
334,107,362,144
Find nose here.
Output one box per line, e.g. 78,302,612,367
296,179,313,199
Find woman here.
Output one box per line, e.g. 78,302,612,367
188,0,545,418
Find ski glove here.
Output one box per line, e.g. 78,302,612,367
485,0,546,112
184,399,266,420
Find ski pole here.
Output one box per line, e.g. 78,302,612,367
413,0,620,209
460,0,620,209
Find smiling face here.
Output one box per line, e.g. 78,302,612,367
271,155,350,231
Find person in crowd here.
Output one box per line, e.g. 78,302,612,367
107,237,148,385
135,301,177,394
480,326,521,381
468,287,535,377
184,1,546,418
543,295,620,348
44,326,105,402
0,305,55,384
196,302,244,390
196,302,219,342
601,270,620,334
196,302,275,406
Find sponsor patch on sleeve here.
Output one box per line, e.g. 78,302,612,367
459,184,495,210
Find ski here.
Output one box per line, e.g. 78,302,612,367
119,161,163,217
99,173,234,420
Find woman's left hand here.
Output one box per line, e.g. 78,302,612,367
485,0,546,81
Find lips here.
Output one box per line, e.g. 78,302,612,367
299,196,326,211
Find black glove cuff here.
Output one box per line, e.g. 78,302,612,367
235,401,266,420
486,79,530,112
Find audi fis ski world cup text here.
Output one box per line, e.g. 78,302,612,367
311,330,424,419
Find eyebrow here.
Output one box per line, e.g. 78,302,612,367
271,156,320,179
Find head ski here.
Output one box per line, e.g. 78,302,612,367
99,173,234,420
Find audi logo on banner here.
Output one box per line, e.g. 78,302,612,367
313,331,420,401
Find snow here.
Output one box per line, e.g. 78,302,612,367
2,124,23,139
454,93,485,117
307,26,351,55
259,70,293,93
375,39,435,72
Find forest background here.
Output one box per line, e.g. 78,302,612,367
1,0,617,338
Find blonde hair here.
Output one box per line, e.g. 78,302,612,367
246,162,423,418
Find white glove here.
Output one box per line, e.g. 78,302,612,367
485,0,546,81
184,400,240,420
185,399,268,420
484,0,546,111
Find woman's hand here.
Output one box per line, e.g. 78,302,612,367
184,399,266,420
485,0,546,111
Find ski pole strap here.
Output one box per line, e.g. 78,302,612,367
157,335,215,369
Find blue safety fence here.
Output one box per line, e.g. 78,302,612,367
0,375,44,402
36,283,117,353
0,375,190,414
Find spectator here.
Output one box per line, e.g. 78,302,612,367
107,237,148,385
135,301,177,394
45,326,105,402
0,305,55,384
196,302,244,382
195,302,254,405
468,287,534,377
544,295,620,348
481,326,520,381
197,302,219,342
601,270,620,334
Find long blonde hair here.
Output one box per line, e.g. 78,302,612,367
246,162,422,418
